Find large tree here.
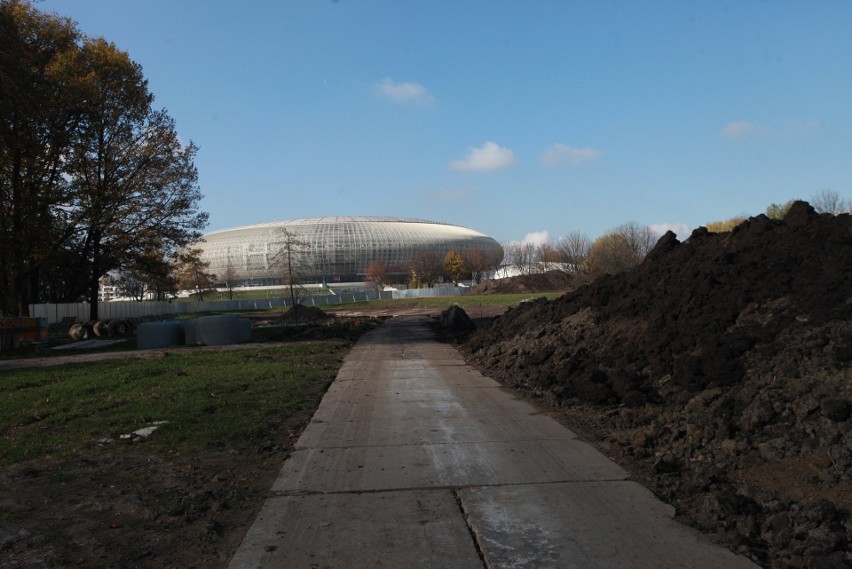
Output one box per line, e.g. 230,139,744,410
0,2,207,317
0,1,87,315
64,38,207,319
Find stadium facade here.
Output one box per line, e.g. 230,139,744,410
196,216,504,286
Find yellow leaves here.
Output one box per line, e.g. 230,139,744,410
442,250,467,284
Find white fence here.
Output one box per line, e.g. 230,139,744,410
29,287,466,325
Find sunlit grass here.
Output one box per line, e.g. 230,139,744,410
0,343,346,465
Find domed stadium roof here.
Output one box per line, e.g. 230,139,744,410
196,216,503,285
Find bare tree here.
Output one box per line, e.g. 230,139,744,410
221,260,239,300
810,190,851,215
504,242,536,275
615,222,656,257
555,231,592,271
273,227,311,310
536,242,558,272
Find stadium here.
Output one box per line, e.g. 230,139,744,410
196,216,504,286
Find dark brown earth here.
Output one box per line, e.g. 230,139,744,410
462,202,852,568
277,305,333,324
468,268,593,295
0,382,317,569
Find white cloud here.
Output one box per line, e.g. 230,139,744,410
650,223,692,240
374,78,434,106
450,141,516,172
502,230,550,248
521,230,550,247
541,143,602,166
721,121,757,139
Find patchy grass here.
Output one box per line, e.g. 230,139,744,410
0,343,346,465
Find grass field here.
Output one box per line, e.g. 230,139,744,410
0,342,347,465
0,292,562,465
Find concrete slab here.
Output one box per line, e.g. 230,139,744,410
230,315,759,568
458,481,759,568
228,489,483,569
297,411,574,448
327,368,500,388
273,438,627,493
321,380,519,404
310,385,569,430
310,397,561,426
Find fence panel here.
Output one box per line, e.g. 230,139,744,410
392,287,465,299
29,286,467,324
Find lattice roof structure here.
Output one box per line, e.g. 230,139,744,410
196,216,503,285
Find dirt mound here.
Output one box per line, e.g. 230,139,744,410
469,269,593,295
279,305,332,324
464,202,852,568
440,305,476,331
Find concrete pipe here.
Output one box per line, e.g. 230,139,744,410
93,320,110,337
107,319,132,337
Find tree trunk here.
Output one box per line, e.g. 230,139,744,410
88,235,101,321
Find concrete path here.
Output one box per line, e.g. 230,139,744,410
229,316,758,568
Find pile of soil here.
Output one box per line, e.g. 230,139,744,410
463,202,851,568
278,305,332,324
469,269,592,295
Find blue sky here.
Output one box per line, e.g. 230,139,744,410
40,0,852,244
